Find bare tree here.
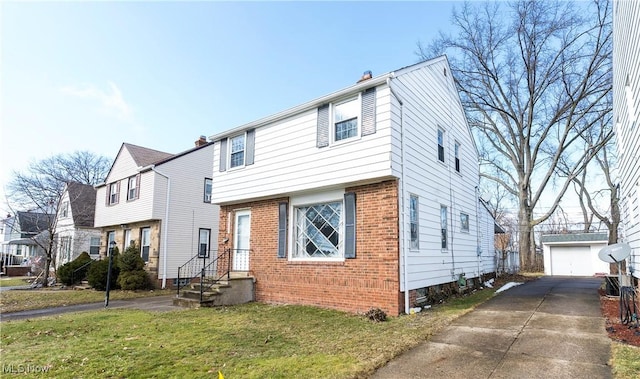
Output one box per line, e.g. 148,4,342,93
6,151,110,286
570,138,619,243
418,0,613,270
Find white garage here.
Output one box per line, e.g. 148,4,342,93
542,233,610,276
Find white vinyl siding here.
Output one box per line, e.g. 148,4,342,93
211,86,393,204
390,57,483,292
94,143,219,280
151,144,219,279
614,0,640,278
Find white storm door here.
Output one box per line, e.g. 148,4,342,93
233,210,251,271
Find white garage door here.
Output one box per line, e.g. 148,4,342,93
550,246,593,276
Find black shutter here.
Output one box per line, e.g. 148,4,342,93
219,138,228,172
245,129,255,166
361,87,377,136
344,192,356,259
277,202,288,258
317,104,330,148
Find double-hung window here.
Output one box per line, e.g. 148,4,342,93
230,134,245,168
409,195,419,249
204,178,212,203
198,229,210,258
107,231,116,255
441,205,448,249
89,237,101,255
123,229,132,250
60,201,69,218
437,128,445,162
333,97,359,142
460,213,469,232
127,175,139,201
60,236,72,263
140,227,150,262
108,182,119,205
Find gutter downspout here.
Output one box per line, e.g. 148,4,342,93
388,76,410,315
151,166,170,289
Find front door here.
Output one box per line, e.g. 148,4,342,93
233,210,251,271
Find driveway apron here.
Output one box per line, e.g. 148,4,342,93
372,276,611,379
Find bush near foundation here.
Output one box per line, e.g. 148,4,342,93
117,242,152,290
87,247,120,291
57,252,93,286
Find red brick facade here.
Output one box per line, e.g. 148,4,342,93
217,180,403,315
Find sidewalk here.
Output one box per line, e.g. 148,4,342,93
371,276,611,379
1,295,180,322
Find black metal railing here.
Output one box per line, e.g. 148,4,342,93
198,248,232,302
176,252,210,297
71,260,94,285
177,248,251,303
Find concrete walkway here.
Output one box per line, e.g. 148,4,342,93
1,295,181,322
372,276,611,379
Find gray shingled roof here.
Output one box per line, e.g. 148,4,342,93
541,232,608,243
124,143,173,167
66,182,97,228
17,211,53,236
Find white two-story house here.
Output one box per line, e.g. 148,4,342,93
55,182,101,267
614,0,640,284
94,138,219,288
209,56,496,316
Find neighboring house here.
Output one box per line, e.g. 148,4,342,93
208,56,496,316
54,182,101,267
541,233,609,277
614,0,640,284
94,137,219,288
0,211,52,266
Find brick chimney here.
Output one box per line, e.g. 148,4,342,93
357,70,373,83
195,135,208,147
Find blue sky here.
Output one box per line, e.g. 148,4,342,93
0,1,460,213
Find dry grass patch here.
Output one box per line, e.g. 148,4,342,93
0,288,173,313
0,277,30,287
611,343,640,379
1,289,495,378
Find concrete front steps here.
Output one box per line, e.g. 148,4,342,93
173,272,254,309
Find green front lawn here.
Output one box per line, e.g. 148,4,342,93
0,288,174,313
1,290,494,378
0,277,30,287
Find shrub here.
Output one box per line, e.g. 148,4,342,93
118,242,145,271
57,252,94,286
87,247,119,291
118,270,151,290
365,307,387,322
116,242,151,290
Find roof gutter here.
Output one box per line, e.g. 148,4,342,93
209,74,393,141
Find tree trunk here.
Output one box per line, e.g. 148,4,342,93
518,200,535,272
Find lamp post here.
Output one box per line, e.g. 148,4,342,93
105,240,116,307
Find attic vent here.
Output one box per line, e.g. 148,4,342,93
444,68,447,77
357,70,373,83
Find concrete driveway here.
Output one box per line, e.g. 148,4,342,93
372,276,611,379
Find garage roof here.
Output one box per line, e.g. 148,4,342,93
541,232,608,244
